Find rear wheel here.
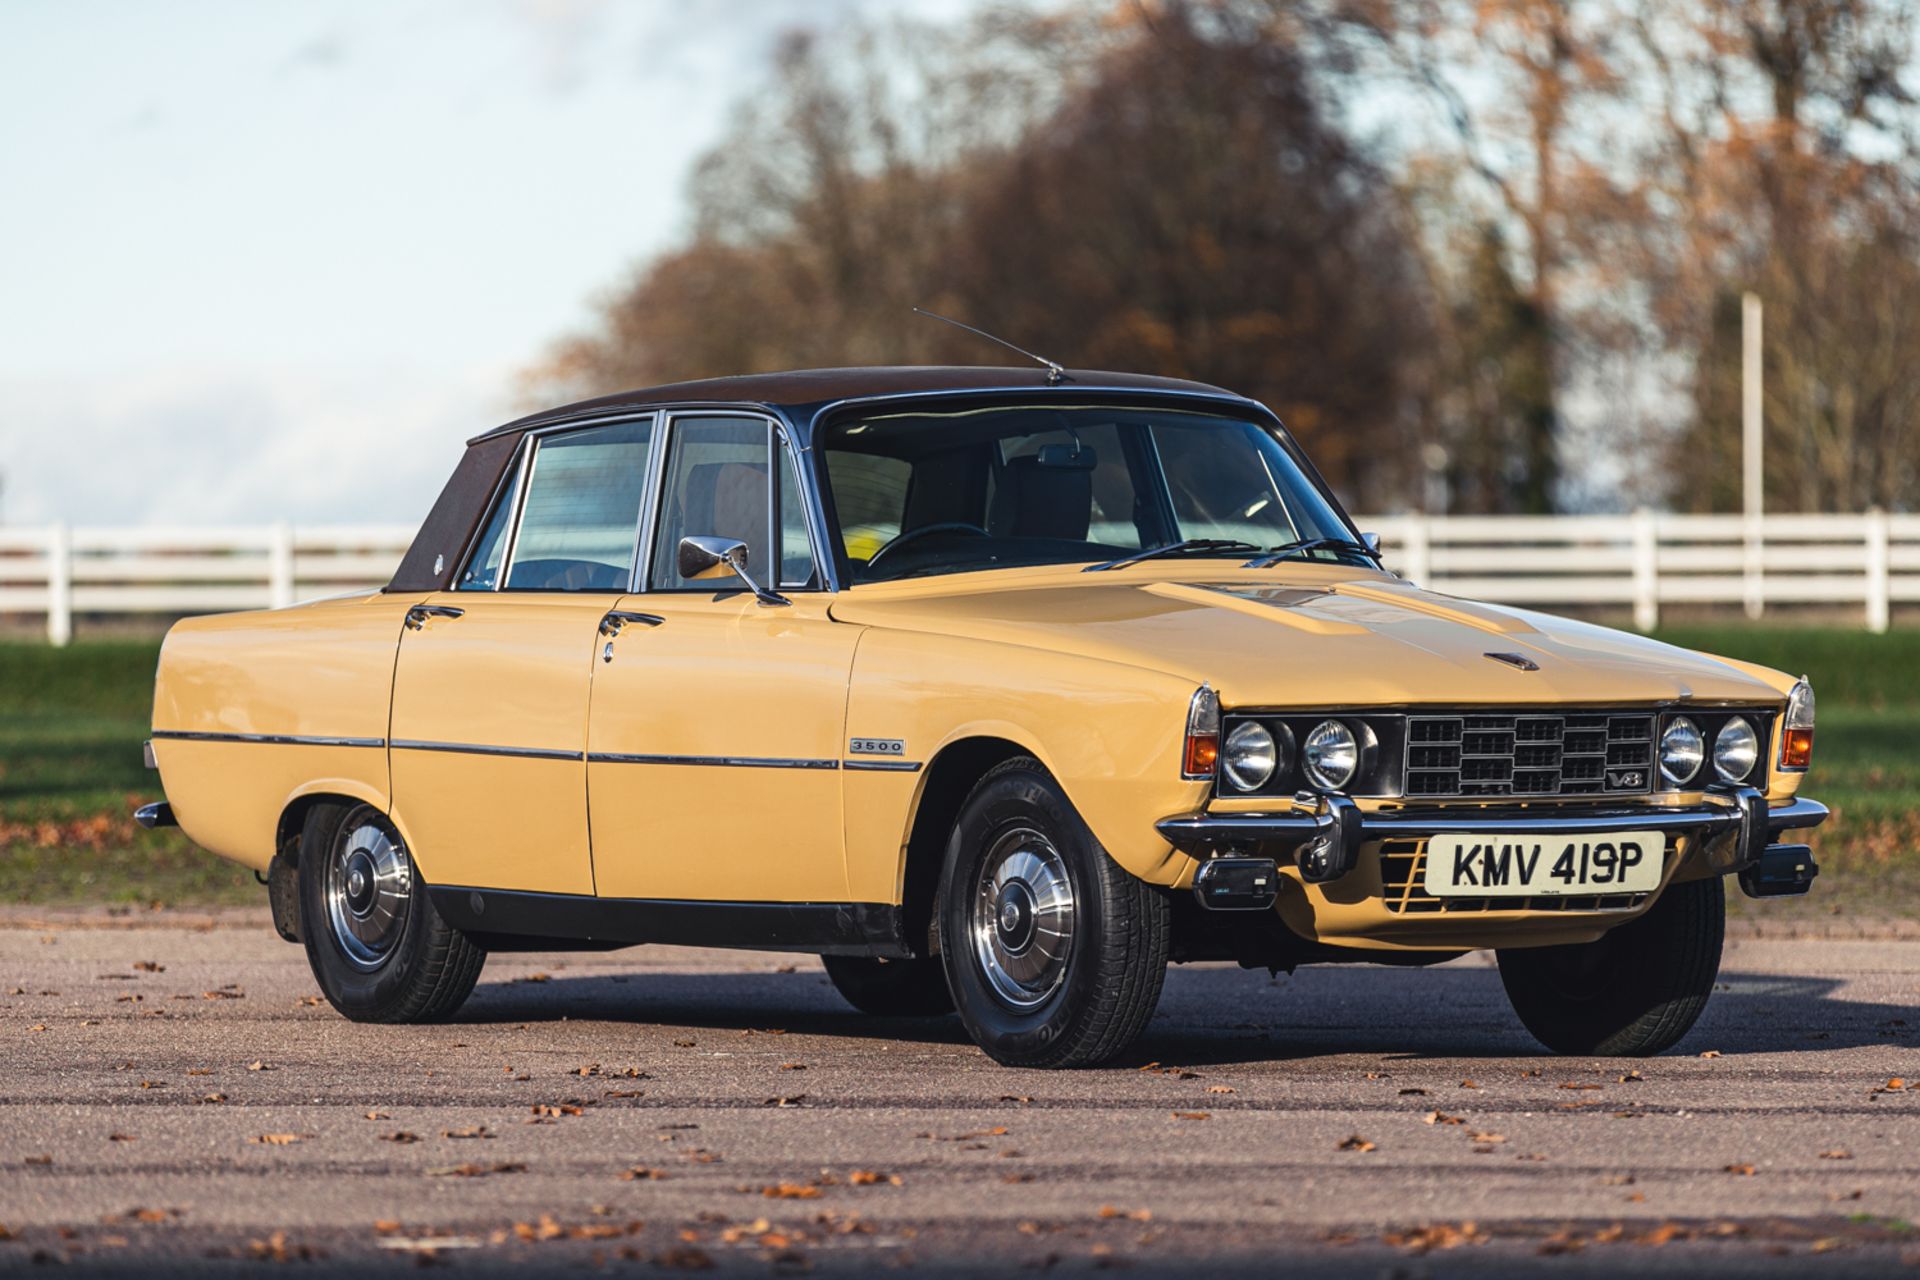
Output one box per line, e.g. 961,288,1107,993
939,758,1168,1068
821,955,954,1017
1497,876,1723,1056
299,802,485,1023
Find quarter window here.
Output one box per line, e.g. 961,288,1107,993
456,470,520,591
502,418,655,591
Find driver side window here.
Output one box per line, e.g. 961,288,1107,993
651,416,776,590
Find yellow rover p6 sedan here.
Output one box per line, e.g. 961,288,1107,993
139,367,1824,1066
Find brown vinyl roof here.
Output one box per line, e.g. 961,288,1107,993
472,365,1240,442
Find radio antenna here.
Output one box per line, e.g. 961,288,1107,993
912,307,1066,385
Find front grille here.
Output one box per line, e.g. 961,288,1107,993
1379,837,1664,914
1404,711,1655,799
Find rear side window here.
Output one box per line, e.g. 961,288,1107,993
502,418,655,591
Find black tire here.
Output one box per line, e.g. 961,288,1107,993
298,801,486,1023
821,955,955,1017
939,757,1168,1068
1497,875,1724,1056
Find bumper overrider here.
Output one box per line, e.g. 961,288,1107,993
1159,785,1828,911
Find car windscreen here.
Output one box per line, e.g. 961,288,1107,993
820,405,1363,583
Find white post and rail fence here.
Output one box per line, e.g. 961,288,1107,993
1,513,1915,645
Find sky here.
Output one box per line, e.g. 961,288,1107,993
0,0,979,530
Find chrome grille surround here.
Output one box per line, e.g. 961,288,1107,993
1404,711,1656,800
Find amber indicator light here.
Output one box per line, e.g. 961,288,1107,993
1779,726,1814,770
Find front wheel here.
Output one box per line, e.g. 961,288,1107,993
939,758,1168,1068
1497,875,1724,1056
299,802,486,1023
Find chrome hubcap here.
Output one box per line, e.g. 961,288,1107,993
971,827,1075,1010
325,819,411,971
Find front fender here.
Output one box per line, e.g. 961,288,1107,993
842,629,1206,900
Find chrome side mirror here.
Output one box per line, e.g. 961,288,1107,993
676,535,789,607
1361,531,1382,553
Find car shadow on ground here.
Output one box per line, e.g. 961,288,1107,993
456,962,1913,1066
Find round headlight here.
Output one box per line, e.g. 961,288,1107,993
1302,720,1358,791
1660,716,1704,786
1713,716,1759,782
1222,722,1280,791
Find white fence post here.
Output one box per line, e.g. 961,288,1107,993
268,521,295,609
1743,512,1764,620
1404,515,1432,586
1866,507,1891,634
1632,508,1659,632
46,521,73,647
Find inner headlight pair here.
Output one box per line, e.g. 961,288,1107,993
1223,719,1357,791
1659,715,1758,786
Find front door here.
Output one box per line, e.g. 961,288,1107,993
586,413,858,904
387,416,657,896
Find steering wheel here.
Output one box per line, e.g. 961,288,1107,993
864,522,991,575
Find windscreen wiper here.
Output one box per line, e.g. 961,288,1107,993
1242,537,1383,569
1084,539,1264,572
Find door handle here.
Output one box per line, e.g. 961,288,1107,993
405,604,465,631
599,611,665,637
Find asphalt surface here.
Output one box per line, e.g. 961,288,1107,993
3,909,1918,1277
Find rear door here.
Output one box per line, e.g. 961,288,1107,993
388,416,656,895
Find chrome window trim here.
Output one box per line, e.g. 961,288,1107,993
589,752,840,770
149,730,386,749
390,739,583,762
638,409,829,594
843,759,925,773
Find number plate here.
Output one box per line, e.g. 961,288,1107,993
1422,831,1663,897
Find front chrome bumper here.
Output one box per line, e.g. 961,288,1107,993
1159,787,1828,884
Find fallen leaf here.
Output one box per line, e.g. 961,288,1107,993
246,1061,273,1072
442,1126,493,1140
619,1166,669,1181
1698,1050,1721,1059
1171,1111,1211,1121
1557,1082,1603,1091
848,1170,901,1186
1459,1079,1480,1089
1398,1087,1429,1096
250,1134,306,1146
427,1162,525,1178
1338,1135,1376,1152
381,1132,421,1144
1382,1221,1486,1253
654,1245,715,1270
1205,1085,1235,1095
1098,1207,1151,1222
1819,1150,1853,1160
1424,1111,1465,1125
1618,1070,1645,1083
364,1111,390,1121
1723,1163,1757,1176
760,1184,821,1200
132,962,164,973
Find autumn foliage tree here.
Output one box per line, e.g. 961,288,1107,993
529,0,1920,516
